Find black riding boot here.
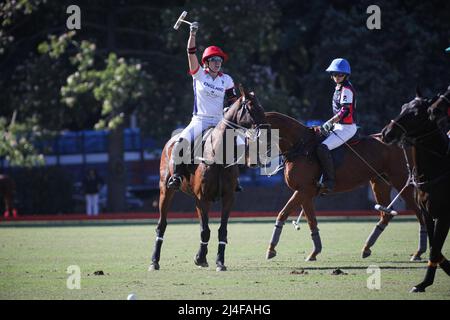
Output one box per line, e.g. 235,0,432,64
316,143,335,194
167,140,185,190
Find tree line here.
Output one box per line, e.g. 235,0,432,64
1,0,449,211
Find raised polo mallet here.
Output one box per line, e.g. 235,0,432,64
173,11,193,30
292,210,304,230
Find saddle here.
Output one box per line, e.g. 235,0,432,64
284,128,363,169
169,127,216,176
315,127,362,145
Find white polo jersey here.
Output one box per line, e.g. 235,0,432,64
190,66,235,118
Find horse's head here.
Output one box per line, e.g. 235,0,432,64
381,88,436,146
222,86,269,168
428,85,450,131
223,85,267,129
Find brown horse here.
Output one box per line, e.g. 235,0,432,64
0,174,17,218
240,99,426,261
382,91,450,292
149,91,259,272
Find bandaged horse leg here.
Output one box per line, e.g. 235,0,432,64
149,187,175,271
216,189,234,271
301,199,322,261
266,220,285,259
362,220,387,258
306,228,322,262
266,191,302,259
410,264,437,292
395,180,429,260
390,175,428,261
194,200,211,268
150,234,165,271
429,218,450,275
304,214,321,261
363,179,392,258
411,223,428,261
411,217,449,292
410,210,428,261
216,241,226,270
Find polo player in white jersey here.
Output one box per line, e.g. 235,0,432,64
167,21,242,190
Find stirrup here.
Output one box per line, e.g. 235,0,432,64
167,175,182,189
317,181,334,195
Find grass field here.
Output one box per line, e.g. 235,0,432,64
0,220,449,300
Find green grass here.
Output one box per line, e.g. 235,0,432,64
0,220,449,300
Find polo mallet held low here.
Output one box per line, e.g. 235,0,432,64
292,210,304,230
374,182,412,216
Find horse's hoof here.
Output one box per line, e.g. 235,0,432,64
362,249,372,259
410,254,422,262
305,253,317,261
410,286,425,293
266,250,277,260
148,262,160,271
194,257,209,268
216,264,227,272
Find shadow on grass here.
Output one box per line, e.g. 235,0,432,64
295,265,427,270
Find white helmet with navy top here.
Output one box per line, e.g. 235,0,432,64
326,58,351,75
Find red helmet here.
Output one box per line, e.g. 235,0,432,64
201,46,228,65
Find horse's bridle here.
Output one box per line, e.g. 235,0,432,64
389,118,442,147
439,90,450,105
219,98,269,167
390,96,447,148
437,92,450,125
221,99,265,142
389,111,450,190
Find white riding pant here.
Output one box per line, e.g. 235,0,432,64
177,115,245,145
85,194,99,216
173,115,245,165
322,123,357,150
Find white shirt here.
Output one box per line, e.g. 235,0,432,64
190,66,235,118
340,87,354,104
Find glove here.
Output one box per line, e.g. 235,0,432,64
190,22,199,34
322,120,334,132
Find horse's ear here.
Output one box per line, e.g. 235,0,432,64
415,86,423,98
238,84,246,98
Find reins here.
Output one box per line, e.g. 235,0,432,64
329,129,392,186
390,117,450,191
200,98,263,168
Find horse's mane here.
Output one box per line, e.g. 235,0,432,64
264,112,309,129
